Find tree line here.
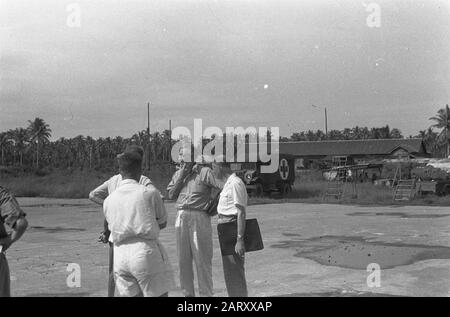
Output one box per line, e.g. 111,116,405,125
0,106,448,172
281,124,442,157
0,119,173,172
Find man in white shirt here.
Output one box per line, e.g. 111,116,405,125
212,156,248,297
103,151,174,297
89,145,156,297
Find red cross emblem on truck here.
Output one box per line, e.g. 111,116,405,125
279,158,289,180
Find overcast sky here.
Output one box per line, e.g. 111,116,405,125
0,0,449,139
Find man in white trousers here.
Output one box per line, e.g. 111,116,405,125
89,145,157,297
167,156,223,297
103,151,174,297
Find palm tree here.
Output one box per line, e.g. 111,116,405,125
9,128,29,166
290,132,306,141
360,127,371,139
327,130,342,140
381,125,392,139
72,135,86,169
417,128,439,156
429,105,450,157
85,136,96,169
342,128,352,140
389,128,403,139
370,127,381,139
306,130,316,141
27,118,52,169
150,132,162,163
159,129,172,161
314,130,326,141
0,132,12,166
351,126,362,139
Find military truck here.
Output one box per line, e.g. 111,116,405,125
412,164,450,196
232,154,296,197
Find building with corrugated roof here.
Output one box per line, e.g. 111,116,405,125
278,138,428,169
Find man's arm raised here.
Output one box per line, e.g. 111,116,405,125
166,163,193,200
89,180,110,205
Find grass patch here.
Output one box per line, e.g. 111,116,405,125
1,170,109,198
2,168,450,207
0,165,174,199
249,179,450,207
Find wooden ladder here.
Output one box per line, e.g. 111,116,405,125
392,164,402,188
393,179,416,201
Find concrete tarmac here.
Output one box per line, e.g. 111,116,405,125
5,198,450,297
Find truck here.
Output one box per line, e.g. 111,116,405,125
412,164,450,196
232,154,296,197
415,180,450,196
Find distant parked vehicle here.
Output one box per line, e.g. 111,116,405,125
232,154,296,197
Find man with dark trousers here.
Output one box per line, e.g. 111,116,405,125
212,156,248,297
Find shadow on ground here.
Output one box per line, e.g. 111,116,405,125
272,234,450,269
346,212,450,219
30,226,86,233
276,290,404,297
22,203,93,208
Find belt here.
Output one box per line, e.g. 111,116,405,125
218,214,237,223
178,208,207,212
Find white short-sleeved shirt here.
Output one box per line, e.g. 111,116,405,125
217,173,248,216
106,174,152,195
90,174,153,203
103,179,167,245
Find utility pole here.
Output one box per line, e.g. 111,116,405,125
147,102,150,136
147,102,150,170
169,119,172,163
446,105,449,158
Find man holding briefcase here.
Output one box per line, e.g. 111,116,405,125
212,156,248,297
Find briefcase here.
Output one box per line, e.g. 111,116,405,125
217,218,264,256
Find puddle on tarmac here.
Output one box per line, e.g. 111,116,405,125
346,212,450,219
272,235,450,269
30,226,86,233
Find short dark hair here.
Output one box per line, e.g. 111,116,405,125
118,151,142,175
123,144,144,158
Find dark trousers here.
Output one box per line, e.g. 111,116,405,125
221,253,248,297
218,216,248,297
108,242,115,297
0,253,10,297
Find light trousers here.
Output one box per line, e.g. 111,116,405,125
175,210,213,297
114,240,174,297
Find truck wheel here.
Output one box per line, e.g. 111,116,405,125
254,183,263,197
280,183,290,197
